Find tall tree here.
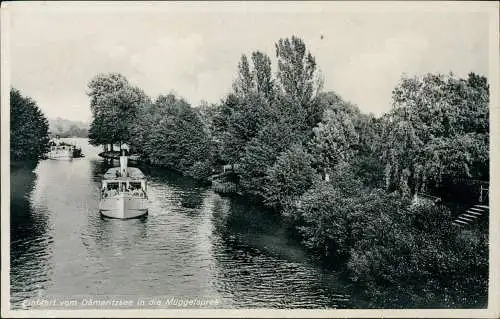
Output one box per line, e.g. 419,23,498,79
275,36,324,131
232,55,254,99
222,51,276,165
233,51,275,102
275,36,319,105
221,93,272,164
10,88,50,161
251,51,274,101
87,73,150,147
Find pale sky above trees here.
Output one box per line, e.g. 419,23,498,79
6,2,493,122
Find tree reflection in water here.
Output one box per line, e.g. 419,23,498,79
10,161,54,308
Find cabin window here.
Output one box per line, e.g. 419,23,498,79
129,182,142,190
107,182,119,190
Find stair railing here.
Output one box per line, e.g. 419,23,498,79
479,184,489,204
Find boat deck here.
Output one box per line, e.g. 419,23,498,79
103,167,146,180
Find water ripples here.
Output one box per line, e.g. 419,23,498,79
10,138,356,310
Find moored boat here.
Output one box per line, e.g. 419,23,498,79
47,136,83,160
99,152,148,219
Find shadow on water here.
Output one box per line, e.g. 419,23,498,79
89,159,113,183
208,194,357,309
212,195,307,262
10,161,54,305
11,161,43,243
141,164,208,211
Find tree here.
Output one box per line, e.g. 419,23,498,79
351,114,385,188
221,93,273,164
309,104,359,175
223,37,328,201
275,36,320,106
233,51,275,102
211,94,239,142
222,51,276,165
251,51,274,101
239,120,301,198
382,73,489,195
381,116,423,197
134,93,214,175
232,54,254,99
264,144,318,211
87,73,150,147
10,88,49,161
421,132,489,185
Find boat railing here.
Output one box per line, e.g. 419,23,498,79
102,188,147,198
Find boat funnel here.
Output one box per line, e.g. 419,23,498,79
120,155,128,176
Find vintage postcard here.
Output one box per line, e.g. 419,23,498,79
1,1,499,318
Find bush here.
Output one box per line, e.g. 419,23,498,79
186,160,213,181
293,163,369,258
347,201,488,308
264,144,318,210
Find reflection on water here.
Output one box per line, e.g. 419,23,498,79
10,138,357,310
209,196,355,308
10,163,53,307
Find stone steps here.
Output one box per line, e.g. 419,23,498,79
452,204,489,227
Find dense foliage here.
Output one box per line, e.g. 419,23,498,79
130,94,214,177
347,199,488,308
87,73,150,147
381,73,489,198
86,74,213,179
86,36,489,308
10,88,50,161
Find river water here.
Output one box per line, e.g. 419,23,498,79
10,138,363,310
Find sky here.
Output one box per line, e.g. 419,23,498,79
5,2,493,122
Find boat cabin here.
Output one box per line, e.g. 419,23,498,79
50,144,74,152
102,179,146,193
101,167,147,198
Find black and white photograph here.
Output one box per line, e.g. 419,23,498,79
1,1,499,318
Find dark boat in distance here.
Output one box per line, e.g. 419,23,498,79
47,136,84,160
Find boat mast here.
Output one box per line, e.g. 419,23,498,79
119,147,128,177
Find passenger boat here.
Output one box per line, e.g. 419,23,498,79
47,137,83,160
99,152,148,219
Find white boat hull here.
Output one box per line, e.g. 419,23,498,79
99,193,148,219
48,150,73,160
